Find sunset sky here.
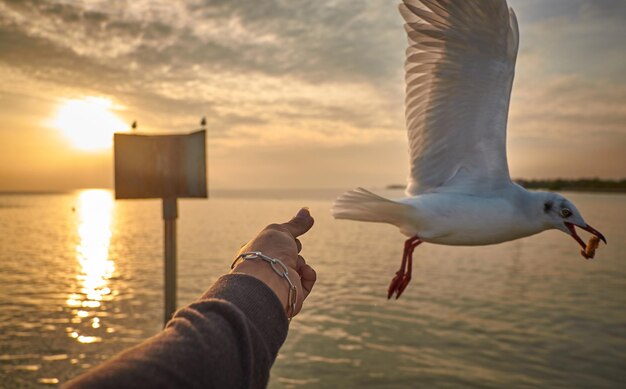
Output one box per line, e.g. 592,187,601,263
0,0,624,191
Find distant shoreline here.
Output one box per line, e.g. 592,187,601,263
2,179,625,196
386,178,626,193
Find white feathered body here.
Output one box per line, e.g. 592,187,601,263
333,185,548,246
397,186,548,245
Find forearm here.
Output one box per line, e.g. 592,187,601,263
64,274,288,388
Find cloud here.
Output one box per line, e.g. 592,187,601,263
0,0,624,188
504,0,626,174
0,0,405,82
0,0,408,146
510,0,626,80
510,75,626,138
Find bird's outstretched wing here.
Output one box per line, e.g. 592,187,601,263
400,0,519,195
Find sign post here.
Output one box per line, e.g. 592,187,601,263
162,197,177,325
114,130,207,326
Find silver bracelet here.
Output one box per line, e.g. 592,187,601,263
231,251,298,321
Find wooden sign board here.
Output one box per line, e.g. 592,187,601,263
114,130,207,199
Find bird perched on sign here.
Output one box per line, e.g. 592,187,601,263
332,0,606,299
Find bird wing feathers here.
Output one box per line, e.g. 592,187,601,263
400,0,519,195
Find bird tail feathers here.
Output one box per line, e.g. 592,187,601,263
332,188,412,226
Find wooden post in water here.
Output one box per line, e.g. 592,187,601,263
163,197,178,325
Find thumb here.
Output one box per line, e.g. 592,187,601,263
281,207,314,238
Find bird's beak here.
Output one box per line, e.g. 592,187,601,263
564,222,607,249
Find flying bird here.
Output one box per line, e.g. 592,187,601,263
200,116,206,127
332,0,606,299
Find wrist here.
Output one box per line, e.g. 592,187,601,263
231,260,294,314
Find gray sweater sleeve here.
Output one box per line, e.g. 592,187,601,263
63,274,289,389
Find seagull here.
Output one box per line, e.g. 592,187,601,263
332,0,606,299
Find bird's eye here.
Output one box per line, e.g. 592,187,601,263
560,208,572,218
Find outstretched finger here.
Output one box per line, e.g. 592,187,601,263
282,208,314,238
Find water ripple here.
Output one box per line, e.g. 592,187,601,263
0,191,625,388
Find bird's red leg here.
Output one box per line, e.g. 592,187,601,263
395,238,421,299
387,241,410,299
387,236,422,299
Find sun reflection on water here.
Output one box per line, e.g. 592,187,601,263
66,189,115,344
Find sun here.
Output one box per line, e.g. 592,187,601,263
52,97,128,151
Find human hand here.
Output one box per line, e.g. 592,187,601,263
231,208,316,318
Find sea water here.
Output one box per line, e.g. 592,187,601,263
0,189,624,388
